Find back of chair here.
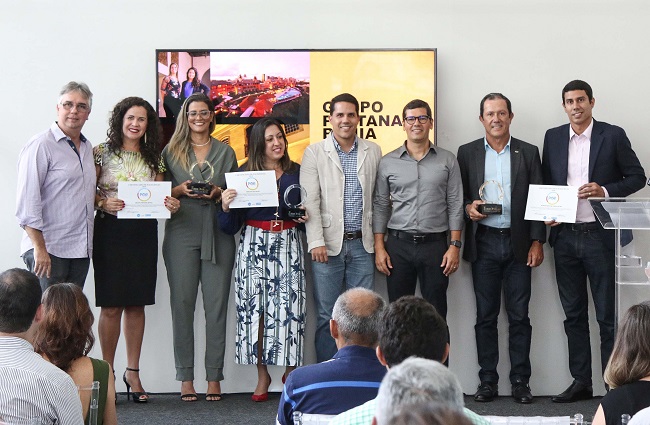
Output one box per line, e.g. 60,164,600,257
78,380,100,425
293,412,336,425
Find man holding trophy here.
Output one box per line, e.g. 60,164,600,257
457,93,545,404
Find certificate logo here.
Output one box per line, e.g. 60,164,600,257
137,188,152,201
245,177,259,191
546,191,559,205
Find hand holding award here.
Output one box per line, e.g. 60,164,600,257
188,161,214,195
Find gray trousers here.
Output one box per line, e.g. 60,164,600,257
163,227,235,382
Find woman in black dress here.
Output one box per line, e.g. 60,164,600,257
93,97,180,403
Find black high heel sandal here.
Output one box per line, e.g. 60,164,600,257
123,367,148,403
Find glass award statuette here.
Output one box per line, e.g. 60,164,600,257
188,161,215,195
284,184,307,219
478,180,504,215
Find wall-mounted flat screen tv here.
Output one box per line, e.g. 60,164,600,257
157,49,436,163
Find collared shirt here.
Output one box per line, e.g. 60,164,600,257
332,136,363,232
329,397,490,425
0,336,83,424
277,345,386,425
373,142,464,234
481,137,512,228
16,122,96,258
567,120,598,223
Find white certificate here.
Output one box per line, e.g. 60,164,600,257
524,184,579,223
225,170,279,208
117,181,171,219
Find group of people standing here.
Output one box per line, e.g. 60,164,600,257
13,77,647,416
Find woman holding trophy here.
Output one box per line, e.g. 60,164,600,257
162,93,238,402
218,117,307,401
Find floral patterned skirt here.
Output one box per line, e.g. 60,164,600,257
234,225,306,366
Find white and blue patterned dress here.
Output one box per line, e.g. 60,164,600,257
218,163,306,366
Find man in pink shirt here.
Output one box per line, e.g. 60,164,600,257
542,80,645,403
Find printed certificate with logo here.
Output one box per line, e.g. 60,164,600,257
225,170,279,208
524,185,579,223
117,181,172,219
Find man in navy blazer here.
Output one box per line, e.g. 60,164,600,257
458,93,545,404
542,80,645,403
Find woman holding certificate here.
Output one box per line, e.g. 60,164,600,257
162,93,237,402
218,117,307,402
93,96,179,403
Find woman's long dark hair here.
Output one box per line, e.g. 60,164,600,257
105,97,162,173
245,118,294,173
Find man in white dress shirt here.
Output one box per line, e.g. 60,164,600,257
0,268,83,424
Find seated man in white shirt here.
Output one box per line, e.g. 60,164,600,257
330,296,488,425
0,268,83,424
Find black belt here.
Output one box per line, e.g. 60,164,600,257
564,222,600,232
478,224,511,235
388,229,446,243
343,230,363,241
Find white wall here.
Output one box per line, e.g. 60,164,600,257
3,0,650,397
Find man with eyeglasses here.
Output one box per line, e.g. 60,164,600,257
16,81,96,290
457,93,545,404
373,99,463,322
301,93,382,362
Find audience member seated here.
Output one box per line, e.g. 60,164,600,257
387,403,473,425
593,301,650,425
277,288,387,425
35,282,117,425
331,296,488,425
0,269,83,423
373,357,464,425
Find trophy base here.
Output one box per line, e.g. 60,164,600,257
189,182,213,195
287,208,305,219
478,203,502,215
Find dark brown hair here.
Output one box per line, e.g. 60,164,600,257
245,118,294,173
106,97,162,174
34,283,94,372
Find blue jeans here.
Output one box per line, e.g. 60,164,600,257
553,224,615,386
311,238,375,362
472,229,532,384
22,249,90,291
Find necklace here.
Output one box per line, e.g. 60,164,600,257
191,139,211,147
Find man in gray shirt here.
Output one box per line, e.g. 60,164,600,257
373,98,463,320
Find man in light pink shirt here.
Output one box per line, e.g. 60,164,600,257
16,81,96,290
542,80,645,403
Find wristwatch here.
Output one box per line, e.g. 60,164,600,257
450,240,462,248
97,198,105,210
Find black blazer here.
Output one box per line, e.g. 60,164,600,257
542,119,646,249
457,137,546,264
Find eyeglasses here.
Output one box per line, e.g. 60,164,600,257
404,115,431,125
59,101,90,112
187,110,212,119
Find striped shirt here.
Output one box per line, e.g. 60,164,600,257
0,336,83,424
332,136,363,232
16,122,96,258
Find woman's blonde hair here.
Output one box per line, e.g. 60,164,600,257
166,93,215,171
604,301,650,388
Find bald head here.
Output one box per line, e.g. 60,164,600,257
331,288,386,347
